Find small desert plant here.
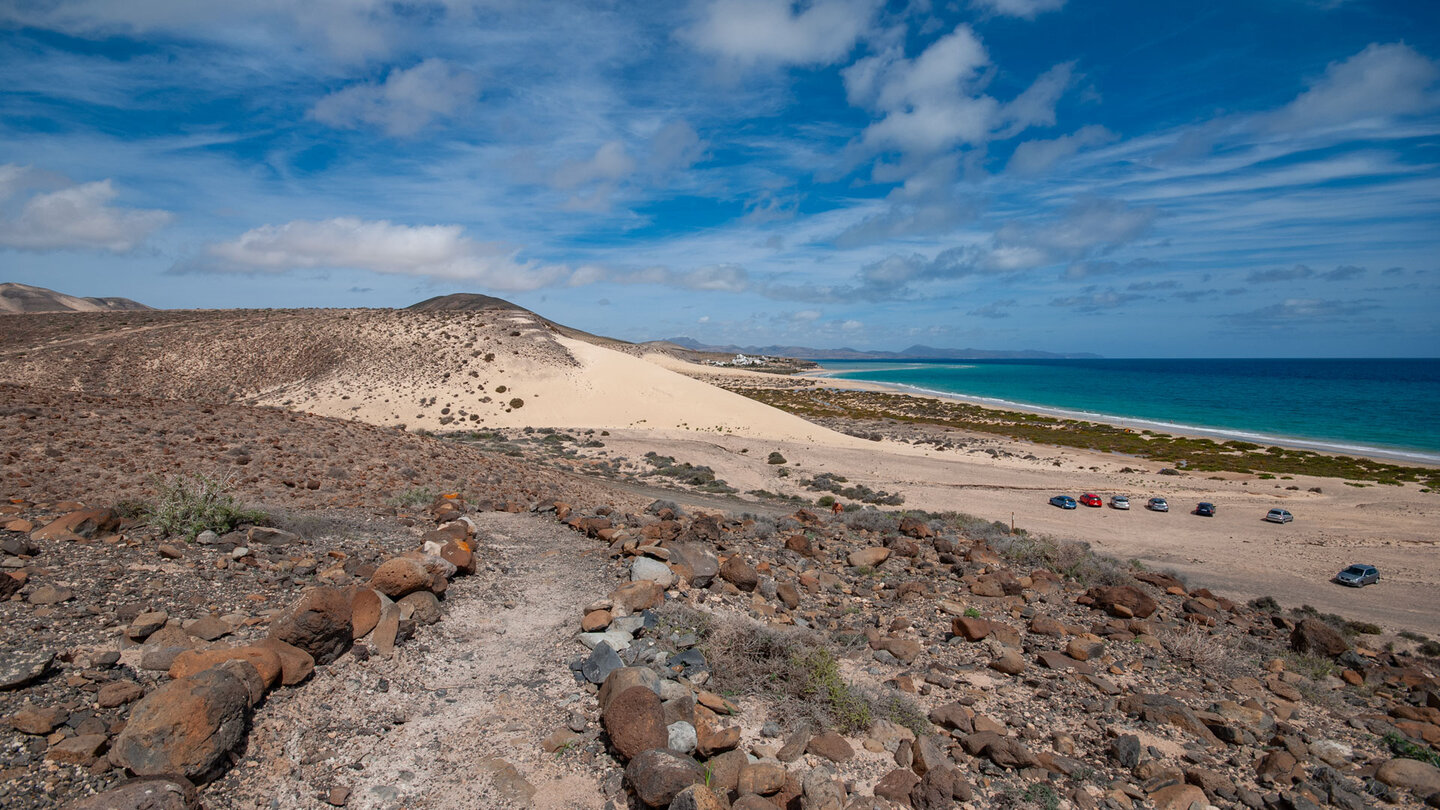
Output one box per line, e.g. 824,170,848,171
1248,595,1282,614
1024,783,1061,810
682,608,876,734
111,498,151,521
963,607,982,619
1161,625,1231,673
147,472,267,540
1384,732,1440,767
767,452,787,465
1419,640,1440,657
388,485,438,510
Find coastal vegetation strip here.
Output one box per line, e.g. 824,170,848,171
724,385,1440,490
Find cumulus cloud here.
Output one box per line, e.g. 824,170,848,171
1007,125,1115,176
310,59,480,137
845,25,1075,156
1269,42,1440,132
970,0,1066,19
1246,264,1367,283
185,217,575,290
0,166,172,253
684,0,881,65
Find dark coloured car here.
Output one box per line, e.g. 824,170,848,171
1265,508,1294,524
1334,564,1379,587
1147,497,1169,512
1195,502,1216,517
1049,495,1077,509
1079,493,1103,507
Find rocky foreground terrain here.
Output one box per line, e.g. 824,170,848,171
3,373,1440,810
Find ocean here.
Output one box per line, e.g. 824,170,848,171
813,358,1440,464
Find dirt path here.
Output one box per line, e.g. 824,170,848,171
211,513,620,809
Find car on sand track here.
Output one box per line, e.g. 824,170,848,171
1265,508,1294,524
1334,564,1379,587
1079,493,1103,507
1110,495,1130,510
1195,502,1216,517
1050,495,1077,509
1147,497,1169,512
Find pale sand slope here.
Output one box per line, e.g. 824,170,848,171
272,327,873,446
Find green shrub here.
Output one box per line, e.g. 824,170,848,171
767,452,787,465
147,473,267,540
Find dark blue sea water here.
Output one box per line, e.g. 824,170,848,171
815,358,1440,464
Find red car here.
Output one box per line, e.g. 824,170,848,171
1079,493,1103,507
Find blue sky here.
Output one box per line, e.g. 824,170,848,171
2,0,1438,357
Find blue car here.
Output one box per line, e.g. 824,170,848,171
1049,495,1077,509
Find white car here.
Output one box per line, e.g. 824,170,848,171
1110,495,1130,510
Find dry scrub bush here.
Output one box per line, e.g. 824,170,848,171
147,472,267,540
660,606,906,735
1160,625,1233,674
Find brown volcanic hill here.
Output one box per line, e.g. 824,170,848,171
0,307,852,443
0,282,152,313
406,292,528,312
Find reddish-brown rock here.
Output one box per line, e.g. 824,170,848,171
30,508,119,542
1085,585,1158,619
602,685,667,761
268,586,352,665
168,646,283,689
368,558,431,598
109,667,252,780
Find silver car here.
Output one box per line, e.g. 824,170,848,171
1110,495,1130,510
1147,497,1168,512
1265,508,1294,524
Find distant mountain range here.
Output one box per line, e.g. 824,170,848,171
660,337,1100,360
0,282,152,313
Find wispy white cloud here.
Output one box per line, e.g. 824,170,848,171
1267,42,1440,133
0,165,172,252
1007,125,1116,176
310,59,480,137
969,0,1066,19
683,0,881,66
185,217,576,290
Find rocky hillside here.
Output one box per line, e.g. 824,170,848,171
3,387,1438,808
0,282,151,313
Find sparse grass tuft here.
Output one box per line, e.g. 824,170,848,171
147,472,267,540
388,485,438,510
667,606,885,734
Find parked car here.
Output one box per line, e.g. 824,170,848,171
1195,502,1216,517
1110,495,1130,510
1049,495,1077,509
1079,493,1103,507
1334,564,1379,587
1265,508,1294,524
1147,497,1169,512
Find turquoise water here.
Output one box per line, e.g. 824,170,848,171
815,358,1440,464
